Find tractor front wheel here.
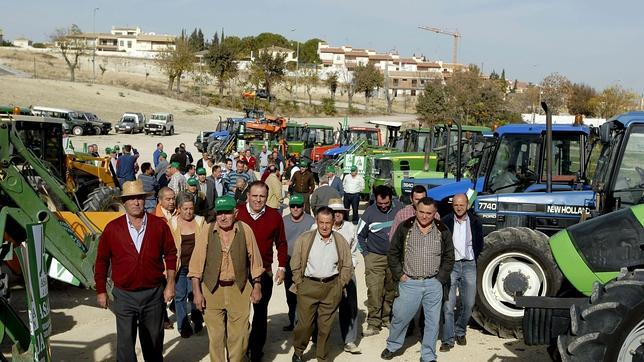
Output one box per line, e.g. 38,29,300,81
82,186,124,211
473,227,563,339
558,270,644,362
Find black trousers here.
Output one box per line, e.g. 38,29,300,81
113,286,165,362
249,272,274,361
284,257,297,326
344,193,361,224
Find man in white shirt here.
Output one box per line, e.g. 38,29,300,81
342,165,365,224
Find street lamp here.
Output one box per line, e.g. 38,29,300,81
92,7,99,82
290,28,299,92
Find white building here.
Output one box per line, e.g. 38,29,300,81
252,46,297,63
12,37,32,48
317,42,449,96
73,26,176,59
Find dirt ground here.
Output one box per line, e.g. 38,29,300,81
1,75,550,361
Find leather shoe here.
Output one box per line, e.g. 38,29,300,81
456,335,467,345
439,342,453,352
292,353,303,362
381,348,395,360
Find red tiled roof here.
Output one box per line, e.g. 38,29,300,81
320,47,345,54
346,51,369,56
369,54,392,60
417,62,441,68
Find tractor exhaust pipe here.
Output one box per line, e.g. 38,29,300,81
542,102,553,193
444,125,451,179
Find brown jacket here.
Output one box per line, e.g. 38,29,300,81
291,169,316,194
289,229,353,293
169,215,207,270
154,204,176,222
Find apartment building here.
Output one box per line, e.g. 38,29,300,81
73,26,176,58
317,42,452,96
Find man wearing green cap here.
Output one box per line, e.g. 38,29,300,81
196,167,216,216
289,160,316,214
189,195,265,362
167,161,187,195
186,177,208,217
342,165,365,224
281,193,315,331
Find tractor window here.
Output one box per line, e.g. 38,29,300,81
487,134,540,193
349,130,379,146
541,133,583,183
285,126,300,141
400,160,410,171
613,125,644,207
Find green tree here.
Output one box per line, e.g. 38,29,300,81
353,63,383,106
251,50,287,96
205,42,239,96
325,72,339,99
50,24,87,82
567,83,597,116
156,34,195,92
416,79,450,125
541,72,571,113
298,38,323,64
592,85,638,118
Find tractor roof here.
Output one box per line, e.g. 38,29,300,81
607,111,644,128
496,123,589,136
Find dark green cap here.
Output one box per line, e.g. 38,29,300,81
187,177,198,186
289,193,304,206
299,160,309,167
170,161,180,169
159,152,167,159
326,165,335,173
196,167,207,175
350,165,358,172
112,145,120,151
215,195,237,212
105,147,112,153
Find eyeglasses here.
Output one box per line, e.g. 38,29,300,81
289,204,303,209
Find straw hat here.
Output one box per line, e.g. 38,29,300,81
119,180,153,199
328,198,348,211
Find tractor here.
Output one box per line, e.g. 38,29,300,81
0,114,121,359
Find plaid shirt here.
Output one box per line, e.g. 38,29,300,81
402,221,442,278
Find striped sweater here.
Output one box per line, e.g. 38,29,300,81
357,201,402,255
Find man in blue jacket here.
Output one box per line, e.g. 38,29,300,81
116,144,139,186
439,193,483,352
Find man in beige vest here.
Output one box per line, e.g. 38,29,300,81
290,206,353,362
189,195,264,362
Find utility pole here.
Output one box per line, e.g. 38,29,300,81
418,25,461,69
92,7,99,82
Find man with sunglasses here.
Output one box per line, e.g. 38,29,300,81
95,180,177,361
282,194,315,331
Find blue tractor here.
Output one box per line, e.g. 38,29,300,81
403,107,644,341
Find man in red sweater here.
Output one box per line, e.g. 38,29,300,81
236,180,288,362
95,180,177,362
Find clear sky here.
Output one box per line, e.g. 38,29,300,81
3,0,642,93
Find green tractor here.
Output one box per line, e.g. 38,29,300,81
518,205,644,361
513,112,644,360
370,122,491,197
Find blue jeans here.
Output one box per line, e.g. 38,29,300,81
442,259,477,345
386,277,443,362
175,266,199,333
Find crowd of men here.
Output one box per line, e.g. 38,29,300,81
94,140,484,362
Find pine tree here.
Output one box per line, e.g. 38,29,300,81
197,29,205,50
212,32,219,48
501,69,506,82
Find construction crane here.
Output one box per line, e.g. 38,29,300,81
418,25,461,68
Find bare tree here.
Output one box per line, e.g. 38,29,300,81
156,35,194,92
339,67,355,109
300,67,319,105
50,24,87,82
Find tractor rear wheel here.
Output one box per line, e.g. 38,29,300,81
207,140,223,161
82,186,123,211
473,227,563,339
558,270,644,362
